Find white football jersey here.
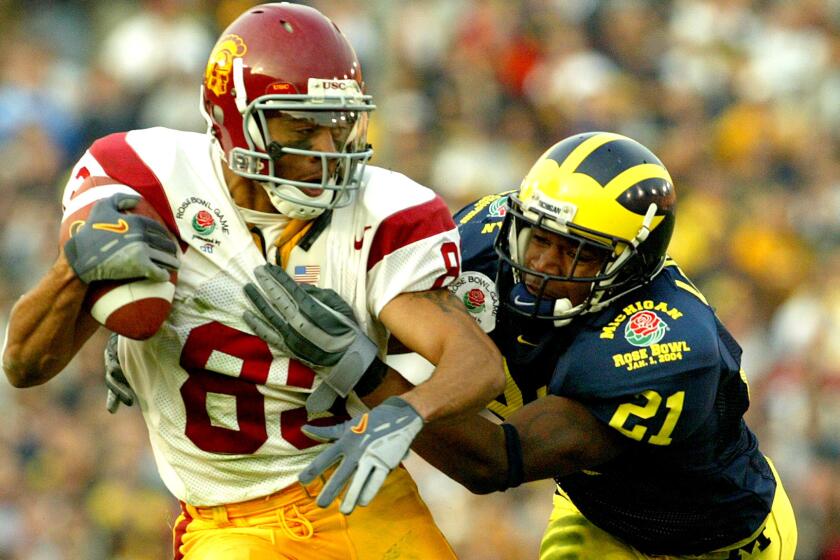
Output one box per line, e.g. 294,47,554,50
61,127,461,506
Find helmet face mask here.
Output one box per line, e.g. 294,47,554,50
200,4,376,219
496,132,676,324
229,92,373,216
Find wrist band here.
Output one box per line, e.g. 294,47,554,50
354,356,389,398
501,422,524,490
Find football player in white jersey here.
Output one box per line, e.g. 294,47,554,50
1,4,504,559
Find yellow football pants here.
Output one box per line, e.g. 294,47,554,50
173,466,455,560
539,459,797,560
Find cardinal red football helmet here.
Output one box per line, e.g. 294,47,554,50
201,3,374,218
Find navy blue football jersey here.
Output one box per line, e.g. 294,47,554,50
452,193,776,555
452,191,560,417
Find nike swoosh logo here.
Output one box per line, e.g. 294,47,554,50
69,220,86,237
351,414,369,434
92,218,129,234
353,225,372,250
517,335,538,347
514,295,535,306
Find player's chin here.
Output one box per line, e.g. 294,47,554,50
524,278,556,297
525,277,572,301
524,277,549,297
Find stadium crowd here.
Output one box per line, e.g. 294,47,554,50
0,0,838,558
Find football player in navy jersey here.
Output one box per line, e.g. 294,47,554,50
110,131,799,558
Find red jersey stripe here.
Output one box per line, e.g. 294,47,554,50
90,132,182,244
367,195,455,270
173,502,193,560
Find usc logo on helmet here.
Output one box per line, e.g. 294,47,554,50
205,34,247,96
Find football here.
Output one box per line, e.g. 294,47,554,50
60,176,178,340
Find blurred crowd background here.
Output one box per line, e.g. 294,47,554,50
0,0,838,558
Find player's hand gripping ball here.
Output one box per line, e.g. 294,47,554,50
60,177,180,339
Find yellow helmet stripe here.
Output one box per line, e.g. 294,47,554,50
575,194,660,242
557,132,627,174
603,163,673,203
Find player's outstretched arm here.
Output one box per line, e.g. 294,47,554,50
409,395,629,494
296,286,506,513
244,265,505,512
378,287,505,421
243,263,505,417
358,369,627,494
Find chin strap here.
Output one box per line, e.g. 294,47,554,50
262,183,330,220
508,282,576,326
552,299,573,327
508,282,556,315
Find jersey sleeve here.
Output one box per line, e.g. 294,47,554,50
61,132,181,241
365,191,460,318
551,286,723,447
454,190,514,278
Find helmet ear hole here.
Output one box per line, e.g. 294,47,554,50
212,105,224,124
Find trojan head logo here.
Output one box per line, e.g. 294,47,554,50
205,34,247,96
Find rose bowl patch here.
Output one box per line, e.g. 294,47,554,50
448,271,499,332
624,310,669,347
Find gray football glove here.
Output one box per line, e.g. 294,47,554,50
243,264,383,414
299,396,424,514
64,193,180,284
104,332,135,413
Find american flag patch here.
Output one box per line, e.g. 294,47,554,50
293,265,320,284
